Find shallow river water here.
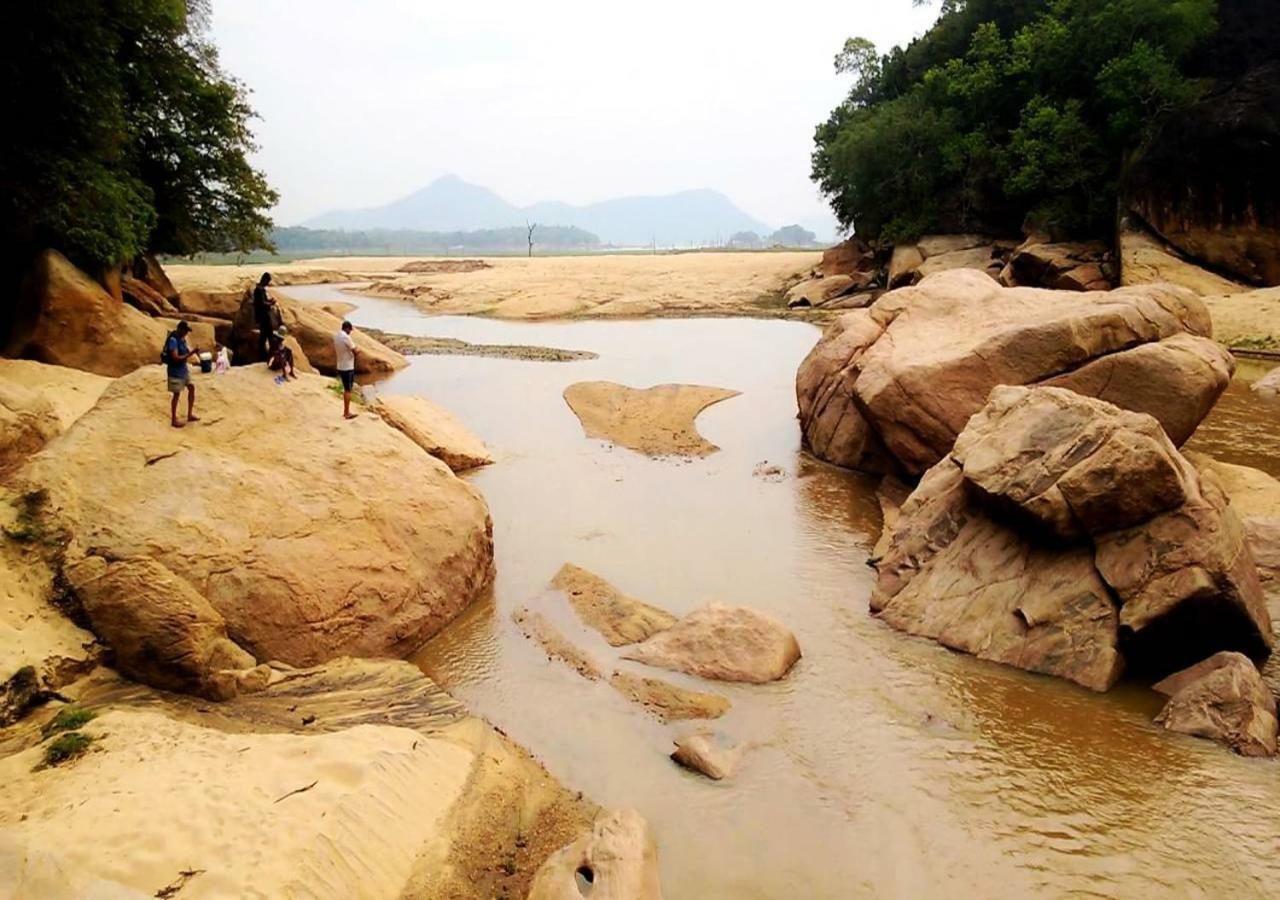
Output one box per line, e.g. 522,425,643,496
288,285,1280,899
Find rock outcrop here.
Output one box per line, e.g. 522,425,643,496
622,602,801,683
7,249,170,377
66,555,264,701
1002,239,1113,291
551,564,676,647
20,366,494,667
1120,224,1248,296
872,386,1272,690
1153,652,1278,756
372,394,493,472
230,292,406,374
0,380,61,474
796,269,1232,475
528,809,663,900
0,359,110,433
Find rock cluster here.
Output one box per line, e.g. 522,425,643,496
796,269,1232,475
872,384,1276,753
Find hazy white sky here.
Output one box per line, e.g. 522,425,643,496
210,1,940,234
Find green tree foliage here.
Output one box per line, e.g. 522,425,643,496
812,0,1219,240
768,225,818,247
0,0,276,272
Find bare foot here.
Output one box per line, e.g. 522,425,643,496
187,415,201,423
344,413,358,420
288,372,298,380
171,420,185,429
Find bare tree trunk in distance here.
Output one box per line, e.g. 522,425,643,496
527,221,536,258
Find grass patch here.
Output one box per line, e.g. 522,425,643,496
3,489,47,543
327,378,369,406
42,731,93,768
44,706,97,736
1232,334,1280,351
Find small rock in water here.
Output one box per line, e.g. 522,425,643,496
1153,651,1278,756
752,461,786,482
670,732,741,780
622,602,801,683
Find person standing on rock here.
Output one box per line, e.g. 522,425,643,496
253,272,278,360
164,321,200,428
334,320,359,419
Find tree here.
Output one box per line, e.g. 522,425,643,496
811,0,1218,241
728,231,762,248
0,0,277,275
526,221,537,257
769,225,818,247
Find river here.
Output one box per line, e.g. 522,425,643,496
286,284,1280,899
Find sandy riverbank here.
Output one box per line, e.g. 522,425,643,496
167,251,821,319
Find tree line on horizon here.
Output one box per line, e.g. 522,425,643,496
811,0,1262,243
271,225,601,254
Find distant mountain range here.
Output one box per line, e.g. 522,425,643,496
304,175,775,247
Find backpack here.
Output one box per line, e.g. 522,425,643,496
160,333,176,365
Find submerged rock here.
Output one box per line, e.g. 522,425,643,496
373,394,493,472
512,607,604,681
796,269,1231,475
21,366,494,667
551,563,676,647
670,732,741,780
607,670,730,722
622,602,801,684
528,809,662,900
1153,652,1278,757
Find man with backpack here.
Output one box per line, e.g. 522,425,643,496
163,321,200,428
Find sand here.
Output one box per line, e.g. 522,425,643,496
166,251,820,320
563,381,741,456
1202,286,1280,349
362,327,598,362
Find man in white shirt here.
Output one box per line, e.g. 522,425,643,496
333,321,359,419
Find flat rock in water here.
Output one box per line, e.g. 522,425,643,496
512,607,603,681
551,563,676,647
1154,651,1278,756
563,381,740,457
622,601,801,683
670,732,741,780
608,670,730,722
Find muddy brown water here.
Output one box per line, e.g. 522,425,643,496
288,284,1280,899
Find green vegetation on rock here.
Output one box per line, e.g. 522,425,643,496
44,706,99,736
1,0,276,272
812,0,1219,241
41,731,95,768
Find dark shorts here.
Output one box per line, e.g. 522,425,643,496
338,370,356,391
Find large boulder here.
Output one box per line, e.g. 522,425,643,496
1003,239,1113,291
372,394,492,472
121,275,179,317
231,293,406,375
0,359,110,432
872,462,1126,691
819,236,875,277
177,289,245,320
528,809,662,900
797,269,1232,475
872,385,1272,690
66,555,261,700
131,253,180,304
1153,651,1278,756
6,249,170,377
20,366,494,667
622,602,801,683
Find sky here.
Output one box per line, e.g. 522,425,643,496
210,0,940,238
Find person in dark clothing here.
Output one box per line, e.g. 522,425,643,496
253,272,276,359
267,326,298,379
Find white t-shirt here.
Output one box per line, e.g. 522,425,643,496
333,330,357,372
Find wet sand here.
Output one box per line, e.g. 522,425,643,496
285,283,1280,899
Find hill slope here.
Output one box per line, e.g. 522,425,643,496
305,175,772,247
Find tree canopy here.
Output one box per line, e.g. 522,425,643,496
812,0,1221,241
1,0,276,272
769,225,818,247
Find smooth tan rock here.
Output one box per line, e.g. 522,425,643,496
8,249,170,377
564,381,740,457
622,602,800,683
133,253,180,304
916,246,1001,281
1121,226,1247,296
1251,367,1280,397
952,386,1191,538
0,360,110,433
177,289,244,319
872,462,1125,692
786,275,860,308
0,380,60,474
528,809,662,900
917,234,989,258
551,564,676,647
1007,239,1112,291
871,476,912,560
819,236,873,277
670,732,741,780
372,394,493,472
1154,651,1278,756
121,275,179,317
230,292,405,375
797,269,1229,474
1094,462,1273,674
67,555,254,700
887,245,924,288
21,366,494,667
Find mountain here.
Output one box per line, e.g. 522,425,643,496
304,175,773,247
